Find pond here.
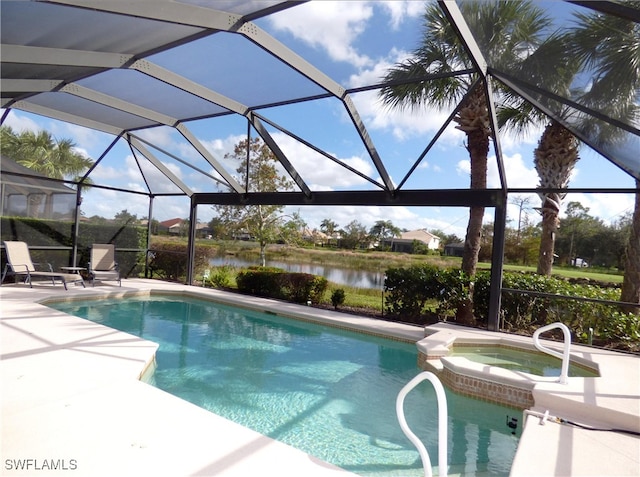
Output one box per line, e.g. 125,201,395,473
209,256,385,289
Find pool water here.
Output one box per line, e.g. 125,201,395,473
450,346,598,377
50,295,520,477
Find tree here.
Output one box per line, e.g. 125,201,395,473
497,29,581,276
212,138,294,266
113,209,138,225
1,125,95,218
340,220,370,250
500,6,640,277
621,179,640,313
556,202,600,266
207,217,228,239
1,125,93,181
430,229,463,248
565,6,640,311
380,0,551,323
369,220,401,245
320,219,339,237
279,211,307,246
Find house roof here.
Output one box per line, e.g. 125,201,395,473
159,218,183,228
400,230,441,242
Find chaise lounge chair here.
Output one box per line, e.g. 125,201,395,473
88,243,121,286
1,241,85,290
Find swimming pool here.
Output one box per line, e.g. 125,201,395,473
49,294,520,477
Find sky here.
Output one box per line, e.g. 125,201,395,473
2,1,636,239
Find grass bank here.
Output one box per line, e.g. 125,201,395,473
190,238,623,284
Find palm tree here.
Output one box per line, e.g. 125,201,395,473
563,4,639,310
1,125,94,218
570,6,640,311
1,126,93,181
500,6,640,277
369,220,401,244
379,1,551,323
621,179,640,312
320,218,339,237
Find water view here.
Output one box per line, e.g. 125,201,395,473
210,256,385,289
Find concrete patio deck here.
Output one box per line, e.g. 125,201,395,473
1,279,638,476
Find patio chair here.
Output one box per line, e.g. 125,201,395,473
88,243,121,286
1,241,85,290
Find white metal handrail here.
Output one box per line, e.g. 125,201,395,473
533,322,571,384
396,371,448,477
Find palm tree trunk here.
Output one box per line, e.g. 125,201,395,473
534,122,579,276
457,88,490,325
621,180,640,314
537,193,561,275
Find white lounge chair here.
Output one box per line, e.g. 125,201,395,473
1,241,85,290
88,243,121,286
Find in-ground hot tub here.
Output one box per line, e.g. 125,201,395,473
417,325,600,409
449,344,598,378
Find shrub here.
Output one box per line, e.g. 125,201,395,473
236,267,284,298
472,271,635,347
331,289,346,309
148,242,209,281
596,311,640,346
384,264,469,320
209,265,236,288
235,267,328,304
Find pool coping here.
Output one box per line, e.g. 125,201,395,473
1,278,639,476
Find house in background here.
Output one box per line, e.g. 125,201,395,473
158,218,211,237
381,229,441,253
159,218,184,235
444,242,465,257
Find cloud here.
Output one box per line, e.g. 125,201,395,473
560,192,635,225
80,187,149,219
135,126,178,149
488,152,538,189
274,133,374,189
2,110,43,133
267,1,374,68
377,1,425,29
347,58,464,144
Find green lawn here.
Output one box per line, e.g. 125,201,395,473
478,262,623,284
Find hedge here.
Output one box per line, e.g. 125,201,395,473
236,266,328,304
383,265,639,347
1,217,147,278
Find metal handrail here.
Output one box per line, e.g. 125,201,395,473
396,371,448,477
533,322,571,385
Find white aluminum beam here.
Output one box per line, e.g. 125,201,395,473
132,60,310,194
38,1,392,191
1,79,63,93
10,100,123,136
43,1,345,96
129,60,248,115
176,124,245,194
1,44,132,68
251,115,310,196
60,83,178,126
129,137,193,196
